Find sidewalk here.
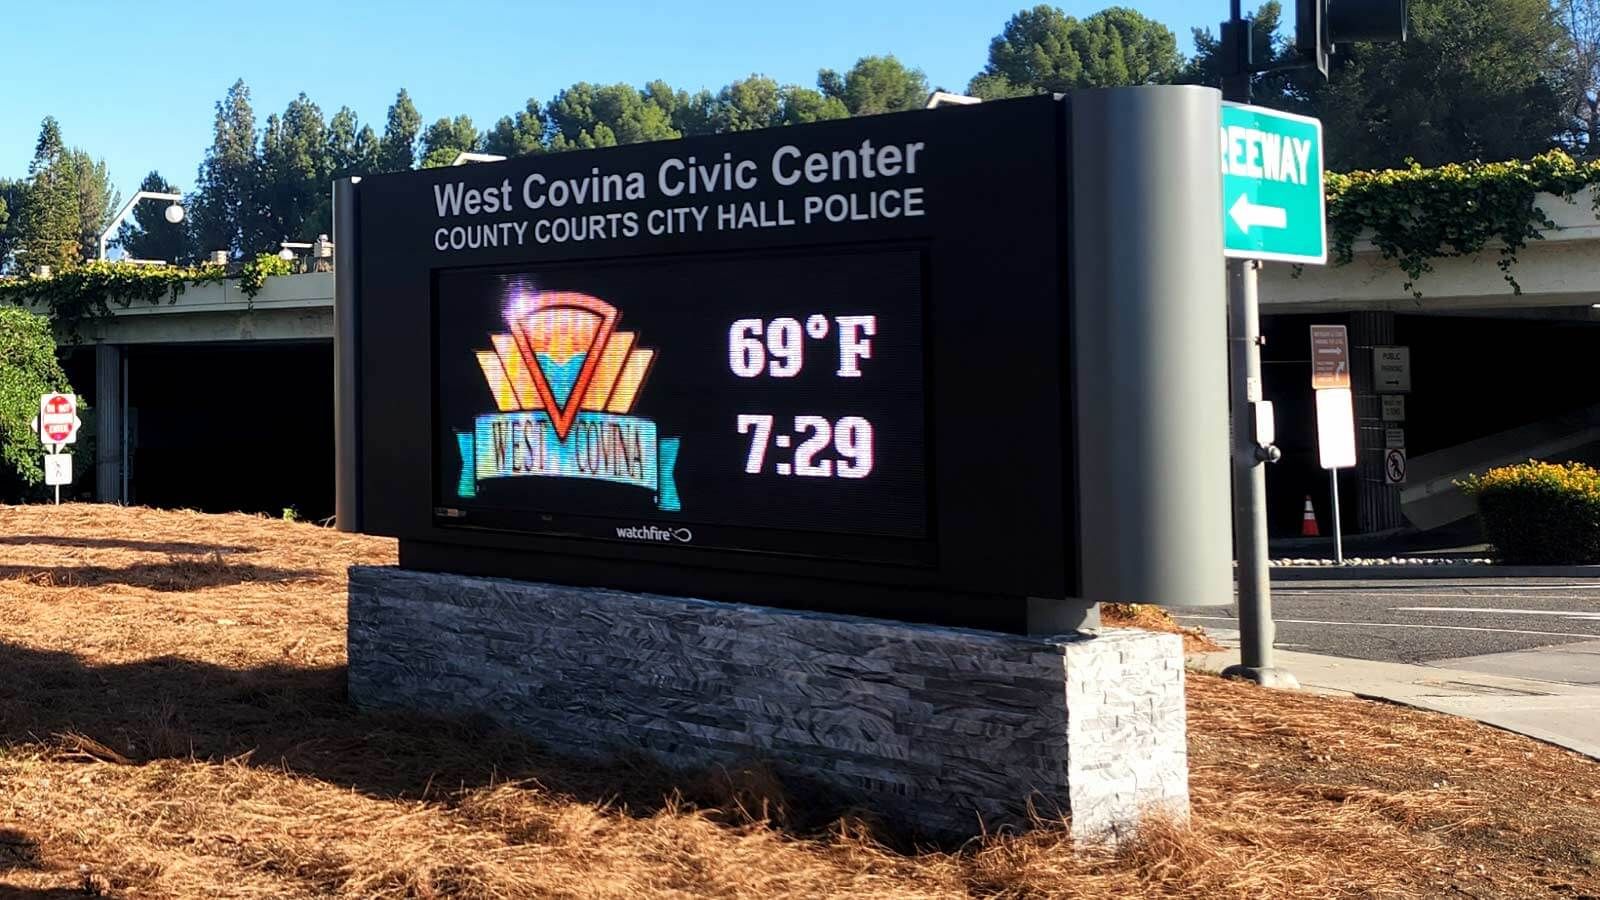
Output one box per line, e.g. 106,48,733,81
1188,643,1600,760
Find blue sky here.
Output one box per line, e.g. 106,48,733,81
0,0,1214,202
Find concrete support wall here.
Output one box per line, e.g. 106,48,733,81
1350,312,1404,532
347,567,1189,842
93,343,124,503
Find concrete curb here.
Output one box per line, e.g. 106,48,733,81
1351,693,1600,763
1270,564,1600,581
1268,526,1416,553
1187,649,1600,761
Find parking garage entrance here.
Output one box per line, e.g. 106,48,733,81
116,341,334,520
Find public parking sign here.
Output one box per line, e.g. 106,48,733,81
1221,103,1326,264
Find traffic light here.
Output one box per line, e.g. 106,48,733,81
1296,0,1409,78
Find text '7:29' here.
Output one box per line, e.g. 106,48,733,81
737,415,874,478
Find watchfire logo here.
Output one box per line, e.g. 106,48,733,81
615,525,694,543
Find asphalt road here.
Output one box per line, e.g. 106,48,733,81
1171,577,1600,664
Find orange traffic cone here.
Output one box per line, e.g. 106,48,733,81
1301,495,1320,537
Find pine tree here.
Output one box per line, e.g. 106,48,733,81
379,89,422,172
969,6,1181,97
16,117,80,271
0,179,25,273
544,83,679,150
419,115,481,168
327,106,362,177
190,80,259,259
484,100,548,157
820,56,929,115
256,93,334,246
67,149,119,261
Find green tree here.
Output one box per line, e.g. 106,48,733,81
969,5,1181,97
0,307,72,496
484,99,547,157
819,56,929,115
353,125,381,173
0,179,25,273
545,82,680,150
189,79,259,259
702,77,849,130
1182,2,1311,114
712,76,785,131
257,93,334,247
672,88,719,137
379,88,422,172
67,149,119,261
1316,0,1574,169
114,172,186,263
779,86,850,125
420,115,481,168
1562,0,1600,154
15,117,80,271
327,106,380,178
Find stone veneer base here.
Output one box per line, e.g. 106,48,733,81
347,566,1189,841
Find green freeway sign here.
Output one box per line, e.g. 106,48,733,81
1220,102,1326,264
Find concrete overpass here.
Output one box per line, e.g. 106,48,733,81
78,273,334,515
71,192,1600,534
1255,188,1600,540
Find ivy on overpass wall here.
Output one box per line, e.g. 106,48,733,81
0,254,293,340
1325,150,1600,296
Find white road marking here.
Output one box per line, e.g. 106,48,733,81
1181,615,1595,639
1281,585,1600,596
1390,606,1600,621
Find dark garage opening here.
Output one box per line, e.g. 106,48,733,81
127,341,333,520
1260,311,1600,539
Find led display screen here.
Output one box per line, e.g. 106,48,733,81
342,94,1076,628
433,248,930,560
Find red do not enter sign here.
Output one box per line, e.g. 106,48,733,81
38,393,80,445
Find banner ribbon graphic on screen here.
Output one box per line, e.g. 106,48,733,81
455,289,682,511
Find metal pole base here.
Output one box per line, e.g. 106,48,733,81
1220,663,1301,690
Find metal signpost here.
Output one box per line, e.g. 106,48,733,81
1311,325,1354,563
31,393,82,505
1315,385,1357,564
1215,0,1405,687
1219,102,1326,689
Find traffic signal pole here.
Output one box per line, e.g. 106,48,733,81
1214,0,1404,688
1219,1,1298,689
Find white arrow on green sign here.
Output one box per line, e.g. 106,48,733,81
1221,102,1326,264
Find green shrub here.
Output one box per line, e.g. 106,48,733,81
1460,461,1600,564
0,306,72,494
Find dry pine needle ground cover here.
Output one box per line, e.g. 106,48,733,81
0,504,1597,899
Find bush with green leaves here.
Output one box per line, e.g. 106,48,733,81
0,306,73,493
1459,461,1600,565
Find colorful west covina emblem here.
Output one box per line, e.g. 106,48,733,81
455,289,681,511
